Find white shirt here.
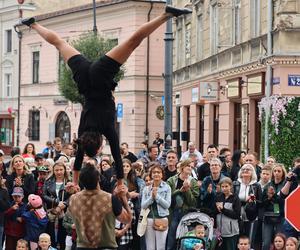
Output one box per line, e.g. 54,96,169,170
180,149,203,166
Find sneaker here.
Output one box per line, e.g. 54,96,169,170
165,5,192,17
21,17,35,27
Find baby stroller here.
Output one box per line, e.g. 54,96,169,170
176,211,219,250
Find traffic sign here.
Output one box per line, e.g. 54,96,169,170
285,186,300,231
117,103,123,122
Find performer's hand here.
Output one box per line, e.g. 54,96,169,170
115,184,128,199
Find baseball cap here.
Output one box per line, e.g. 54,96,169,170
12,187,24,197
0,149,4,156
35,153,44,161
37,166,49,172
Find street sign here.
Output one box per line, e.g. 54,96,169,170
285,186,300,231
288,75,300,86
117,103,123,122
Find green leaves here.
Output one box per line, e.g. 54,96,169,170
58,32,124,104
262,97,300,168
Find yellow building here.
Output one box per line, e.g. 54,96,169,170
172,0,300,157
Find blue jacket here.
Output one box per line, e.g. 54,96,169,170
141,181,171,217
22,210,48,242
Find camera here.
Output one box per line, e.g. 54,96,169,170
219,155,226,163
288,167,300,182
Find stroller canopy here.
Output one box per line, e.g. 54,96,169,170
176,212,214,241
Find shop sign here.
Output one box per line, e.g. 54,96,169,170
272,77,280,85
192,87,199,103
227,78,241,98
288,75,300,86
247,74,264,96
200,82,218,101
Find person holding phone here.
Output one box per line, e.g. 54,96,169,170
233,164,262,248
261,164,287,250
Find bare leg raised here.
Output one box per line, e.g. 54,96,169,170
30,23,80,63
106,12,171,65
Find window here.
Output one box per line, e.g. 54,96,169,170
250,0,260,38
0,119,13,146
4,73,12,97
5,30,12,53
197,15,203,59
213,105,219,146
234,0,241,44
210,3,218,54
28,110,40,141
185,23,191,62
58,53,64,80
176,19,183,68
32,51,40,83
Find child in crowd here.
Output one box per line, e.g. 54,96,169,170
16,239,29,250
285,237,299,250
258,164,272,189
22,194,48,250
182,224,206,250
37,233,57,250
4,187,26,250
35,166,49,196
215,177,241,250
143,173,151,187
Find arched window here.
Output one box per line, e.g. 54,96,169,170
55,112,71,143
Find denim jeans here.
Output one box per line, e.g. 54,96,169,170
262,219,284,250
166,209,184,250
282,219,299,238
0,226,3,250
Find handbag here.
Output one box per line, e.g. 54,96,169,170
137,208,150,236
244,186,258,221
153,218,168,231
151,206,168,231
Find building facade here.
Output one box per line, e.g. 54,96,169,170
19,0,166,153
0,0,97,154
172,0,300,158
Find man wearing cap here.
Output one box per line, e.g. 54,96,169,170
35,166,49,196
0,150,7,179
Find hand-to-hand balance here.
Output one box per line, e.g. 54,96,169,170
20,5,192,186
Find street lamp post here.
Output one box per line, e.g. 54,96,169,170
92,0,97,35
164,0,173,150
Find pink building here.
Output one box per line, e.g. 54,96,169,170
19,0,166,153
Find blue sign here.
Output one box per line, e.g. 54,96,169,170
272,77,280,85
117,103,123,120
288,75,300,86
162,96,165,106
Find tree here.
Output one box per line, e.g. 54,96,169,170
59,32,124,104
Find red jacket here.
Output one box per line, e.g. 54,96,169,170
4,203,26,237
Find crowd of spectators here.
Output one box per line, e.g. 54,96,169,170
0,133,300,250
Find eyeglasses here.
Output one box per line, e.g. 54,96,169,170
135,168,143,172
241,168,252,172
152,171,162,174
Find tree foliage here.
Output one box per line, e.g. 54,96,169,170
58,32,124,104
260,96,300,168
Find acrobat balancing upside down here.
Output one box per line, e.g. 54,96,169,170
20,5,192,185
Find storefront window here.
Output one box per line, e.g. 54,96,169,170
0,119,13,146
